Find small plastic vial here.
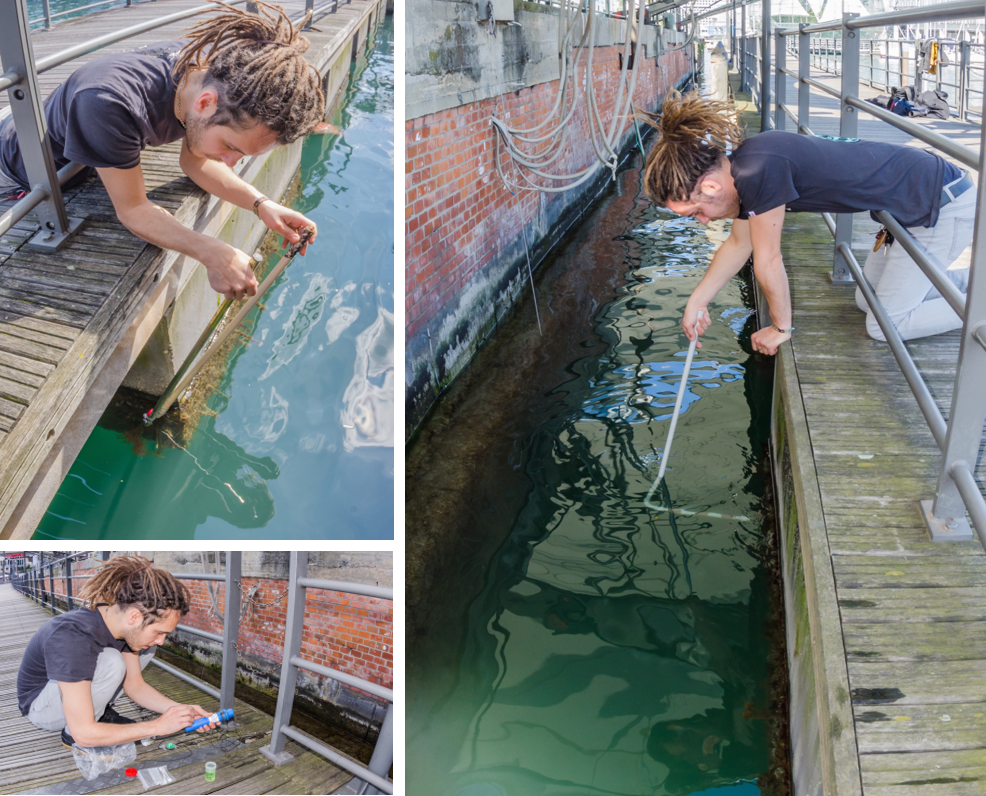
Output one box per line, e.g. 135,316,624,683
205,761,217,782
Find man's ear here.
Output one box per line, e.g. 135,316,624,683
192,88,219,117
698,175,724,196
127,607,144,628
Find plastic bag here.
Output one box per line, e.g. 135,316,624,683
72,741,136,781
137,766,176,791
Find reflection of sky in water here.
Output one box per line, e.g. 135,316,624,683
582,360,744,423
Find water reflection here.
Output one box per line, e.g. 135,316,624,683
408,150,780,792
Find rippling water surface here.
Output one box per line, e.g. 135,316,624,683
407,117,785,792
33,16,394,540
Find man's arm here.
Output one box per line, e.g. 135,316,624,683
58,680,201,747
121,653,218,730
682,218,753,346
96,165,259,301
178,142,317,254
748,205,793,356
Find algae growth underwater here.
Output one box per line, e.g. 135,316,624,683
406,149,789,791
33,17,395,540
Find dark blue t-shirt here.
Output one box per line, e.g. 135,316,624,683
728,130,960,228
16,606,136,715
0,40,187,189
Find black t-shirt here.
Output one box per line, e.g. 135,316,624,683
0,40,187,189
17,606,135,715
728,130,960,228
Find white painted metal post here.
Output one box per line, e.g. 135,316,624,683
220,551,241,714
355,703,394,795
760,0,771,131
831,12,860,284
798,24,810,133
740,0,746,91
774,31,785,131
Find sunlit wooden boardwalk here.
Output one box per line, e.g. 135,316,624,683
0,583,355,794
0,0,388,536
727,61,986,794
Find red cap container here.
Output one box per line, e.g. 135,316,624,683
125,768,137,777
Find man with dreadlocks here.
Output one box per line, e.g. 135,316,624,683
0,1,325,301
16,555,221,749
642,92,973,355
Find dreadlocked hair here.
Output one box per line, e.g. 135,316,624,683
174,0,326,144
639,91,742,206
78,555,190,626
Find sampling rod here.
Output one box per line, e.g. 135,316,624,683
144,228,314,424
644,310,703,507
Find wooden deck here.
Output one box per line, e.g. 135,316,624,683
0,583,355,795
730,63,986,793
0,0,386,534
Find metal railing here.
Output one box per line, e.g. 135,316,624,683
12,551,394,793
260,552,394,795
736,0,986,543
0,0,248,252
30,0,152,31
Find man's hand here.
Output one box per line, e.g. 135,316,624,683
682,302,712,348
258,202,317,254
750,326,791,356
152,704,199,736
188,705,220,733
202,243,260,301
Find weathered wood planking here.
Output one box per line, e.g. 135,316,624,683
0,0,385,531
0,583,354,794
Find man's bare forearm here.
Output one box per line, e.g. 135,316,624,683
690,233,753,307
118,201,230,268
753,252,793,328
182,156,263,209
124,678,179,715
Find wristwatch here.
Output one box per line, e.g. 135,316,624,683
770,323,795,334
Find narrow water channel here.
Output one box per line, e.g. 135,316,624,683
407,92,789,794
33,15,394,540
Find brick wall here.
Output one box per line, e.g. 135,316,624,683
405,44,691,433
38,568,392,705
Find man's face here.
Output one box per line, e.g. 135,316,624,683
666,179,740,225
124,608,181,651
184,112,278,168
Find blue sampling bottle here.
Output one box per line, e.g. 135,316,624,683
185,708,234,732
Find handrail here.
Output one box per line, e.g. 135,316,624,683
741,3,986,542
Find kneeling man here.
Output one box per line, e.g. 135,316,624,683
17,555,219,748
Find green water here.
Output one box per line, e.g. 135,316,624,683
406,146,787,790
33,16,394,540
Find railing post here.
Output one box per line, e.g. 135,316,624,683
0,0,83,251
774,30,786,131
356,703,394,795
798,24,810,133
959,40,969,121
65,557,73,611
220,551,241,714
48,562,55,615
760,2,771,132
740,0,746,91
831,12,859,285
259,552,307,764
923,70,986,542
41,0,52,30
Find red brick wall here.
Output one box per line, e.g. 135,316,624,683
43,572,393,692
405,45,690,339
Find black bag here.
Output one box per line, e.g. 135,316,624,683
917,89,950,119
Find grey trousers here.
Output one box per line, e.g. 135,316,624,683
26,648,155,732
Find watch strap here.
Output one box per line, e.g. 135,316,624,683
770,323,795,334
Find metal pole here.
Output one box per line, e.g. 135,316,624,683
924,63,986,542
48,563,55,615
740,0,746,91
0,0,83,252
65,558,73,611
41,0,51,29
357,703,395,795
798,25,810,132
761,0,771,131
259,552,308,764
831,12,860,285
220,552,241,713
774,31,785,130
960,40,969,121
